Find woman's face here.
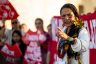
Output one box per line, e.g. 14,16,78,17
35,20,43,30
60,8,75,27
12,33,21,42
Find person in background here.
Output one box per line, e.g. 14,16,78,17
35,18,49,64
20,23,33,45
0,19,12,45
56,3,90,64
0,18,21,45
0,20,6,64
20,23,32,36
12,30,27,64
47,24,57,64
11,19,21,32
0,20,6,46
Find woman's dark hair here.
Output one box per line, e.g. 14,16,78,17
12,30,22,38
35,18,43,24
60,3,79,18
12,30,27,57
12,30,22,45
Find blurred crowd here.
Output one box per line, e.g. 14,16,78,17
0,18,56,64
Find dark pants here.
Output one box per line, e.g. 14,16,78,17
41,52,47,64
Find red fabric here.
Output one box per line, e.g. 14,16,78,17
90,49,96,64
26,29,33,34
36,30,48,43
48,40,57,64
0,0,19,20
23,31,42,64
0,43,22,64
36,30,49,52
0,43,22,57
22,29,33,45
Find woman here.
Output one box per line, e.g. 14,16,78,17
12,30,27,64
35,18,49,64
56,3,90,64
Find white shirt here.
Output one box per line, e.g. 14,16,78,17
71,27,90,64
56,27,90,64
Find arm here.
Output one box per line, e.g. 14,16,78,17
71,28,90,52
46,51,50,64
57,27,90,52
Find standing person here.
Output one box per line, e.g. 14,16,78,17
0,30,27,64
35,18,49,64
9,19,21,44
20,23,33,37
47,24,57,64
20,23,31,36
0,19,12,45
12,30,27,64
0,18,21,45
20,23,33,45
56,3,90,64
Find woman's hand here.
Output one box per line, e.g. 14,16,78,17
56,27,69,40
